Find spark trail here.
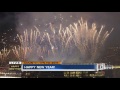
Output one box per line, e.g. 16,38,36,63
13,18,113,63
71,18,113,62
0,48,10,62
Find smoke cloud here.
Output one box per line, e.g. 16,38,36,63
15,12,115,63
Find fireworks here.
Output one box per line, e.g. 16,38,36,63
15,27,49,61
0,18,113,63
16,26,40,47
0,48,10,61
13,23,73,61
70,18,113,62
12,46,32,61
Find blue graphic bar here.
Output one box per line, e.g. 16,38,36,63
21,64,97,71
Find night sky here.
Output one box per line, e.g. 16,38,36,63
0,12,120,48
0,12,120,77
0,12,120,50
0,12,120,53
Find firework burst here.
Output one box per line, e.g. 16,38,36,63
12,18,113,63
0,48,10,62
12,46,32,61
70,18,113,62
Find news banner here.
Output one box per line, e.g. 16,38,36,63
8,61,120,71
